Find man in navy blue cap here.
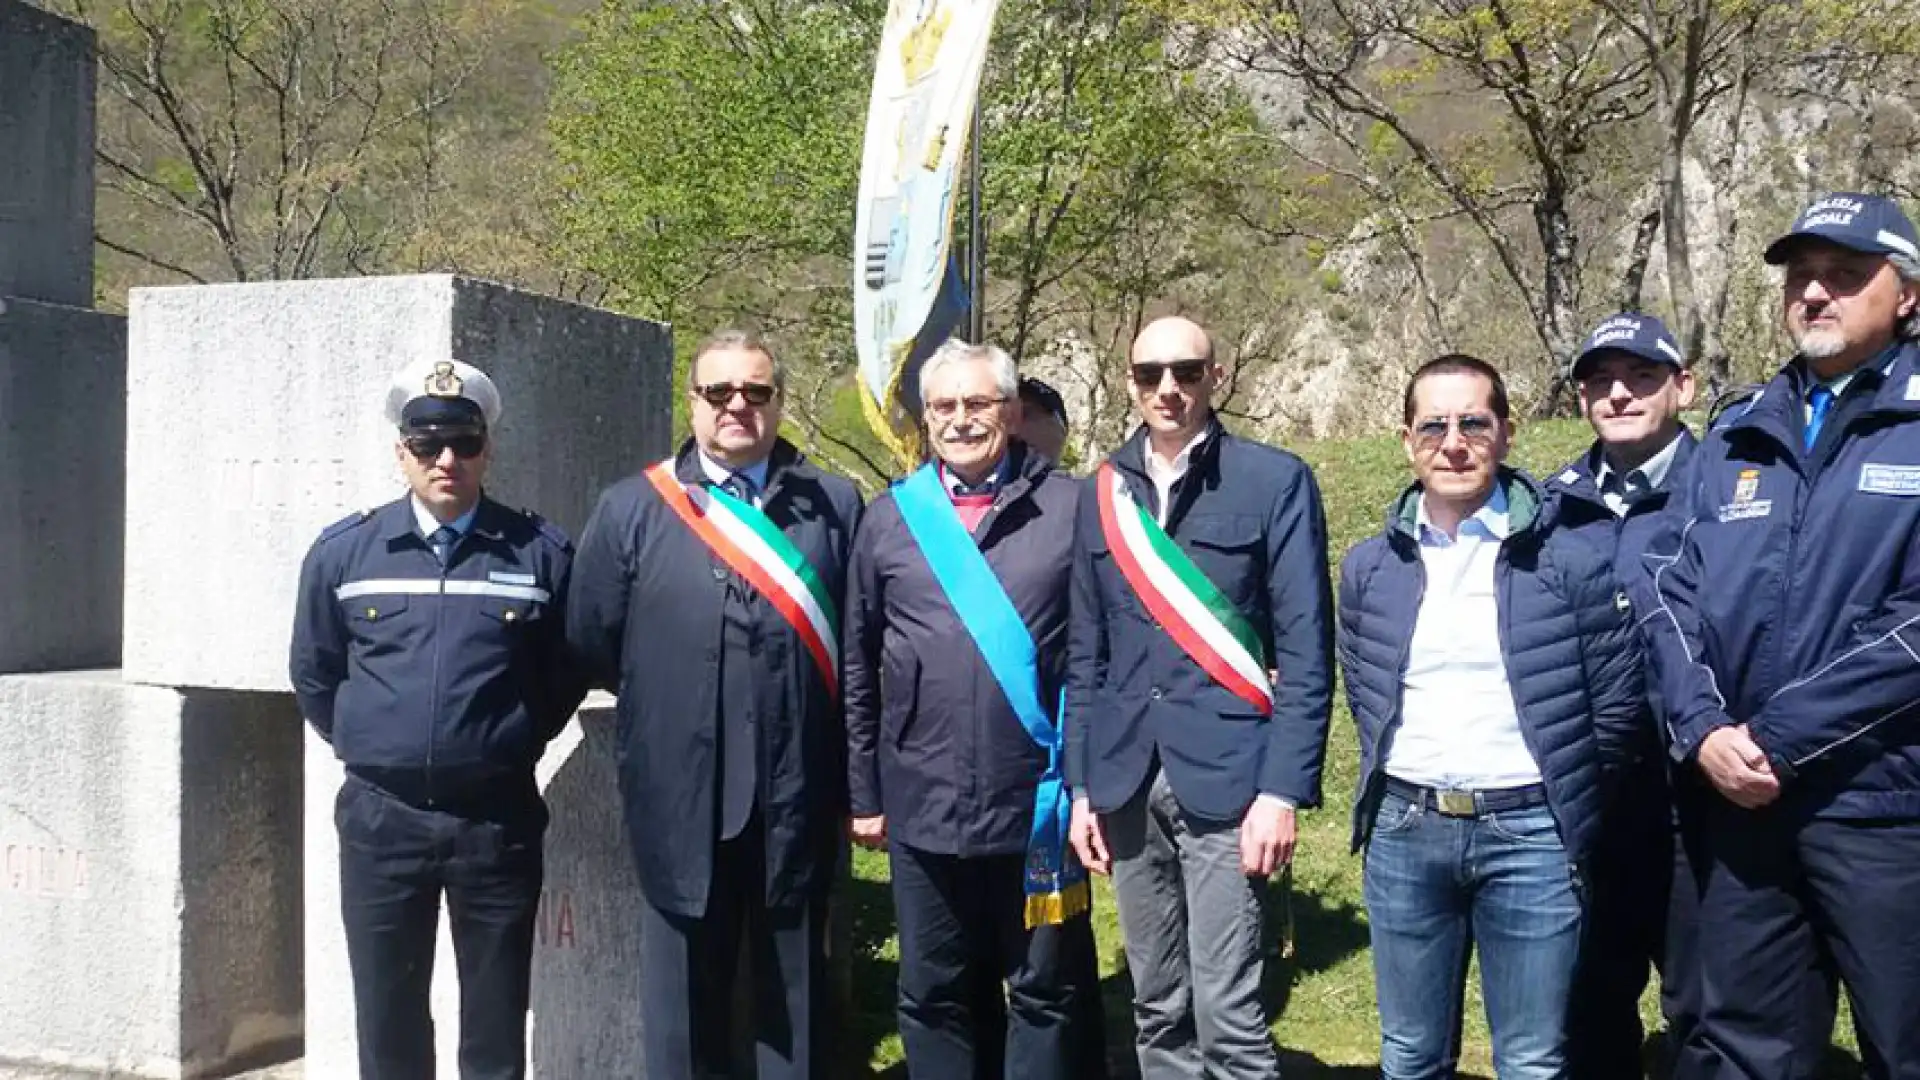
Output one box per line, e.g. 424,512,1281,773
1547,312,1704,1076
1641,192,1920,1079
292,358,584,1079
1018,376,1070,462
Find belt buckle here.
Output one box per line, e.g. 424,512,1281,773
1436,789,1478,818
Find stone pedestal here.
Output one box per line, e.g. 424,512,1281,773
0,297,126,672
0,0,96,308
304,696,647,1078
0,672,303,1078
122,274,673,691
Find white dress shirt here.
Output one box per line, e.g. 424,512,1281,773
1143,429,1210,526
1384,485,1543,790
698,450,770,508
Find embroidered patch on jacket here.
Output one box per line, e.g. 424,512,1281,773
1717,468,1771,521
1906,375,1920,400
1859,463,1920,496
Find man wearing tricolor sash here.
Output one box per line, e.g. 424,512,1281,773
1066,316,1335,1079
566,330,862,1079
843,341,1107,1079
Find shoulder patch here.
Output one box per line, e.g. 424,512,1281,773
318,509,374,542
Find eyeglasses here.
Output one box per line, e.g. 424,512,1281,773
1410,414,1499,449
1130,360,1208,388
924,395,1009,421
404,433,487,461
693,382,777,408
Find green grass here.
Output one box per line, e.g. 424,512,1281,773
841,418,1864,1076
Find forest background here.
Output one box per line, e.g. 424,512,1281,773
45,0,1920,490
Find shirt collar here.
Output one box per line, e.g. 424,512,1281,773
1595,427,1685,495
1416,482,1510,546
697,449,770,494
411,495,478,540
1144,428,1211,485
940,453,1013,496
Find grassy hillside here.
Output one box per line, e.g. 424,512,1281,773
842,417,1865,1077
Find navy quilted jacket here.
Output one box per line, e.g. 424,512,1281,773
1337,469,1644,859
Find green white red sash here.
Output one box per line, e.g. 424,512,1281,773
1095,462,1273,715
645,461,840,697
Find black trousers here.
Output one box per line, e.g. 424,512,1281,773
1569,768,1705,1079
1678,802,1920,1080
336,774,545,1080
889,844,1108,1080
639,818,828,1079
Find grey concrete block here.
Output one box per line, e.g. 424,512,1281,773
123,274,672,691
304,696,647,1078
0,672,303,1078
0,0,96,307
0,296,125,672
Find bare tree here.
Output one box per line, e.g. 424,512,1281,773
56,0,501,284
1210,0,1656,413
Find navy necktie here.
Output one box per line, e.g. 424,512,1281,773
720,474,756,505
429,525,458,565
1805,385,1835,452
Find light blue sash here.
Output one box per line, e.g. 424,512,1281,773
894,464,1088,926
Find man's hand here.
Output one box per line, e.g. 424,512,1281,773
1697,725,1781,809
1240,794,1297,877
1070,796,1111,876
849,814,888,850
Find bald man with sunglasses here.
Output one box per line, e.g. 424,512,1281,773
291,358,586,1079
568,329,863,1079
1067,316,1335,1078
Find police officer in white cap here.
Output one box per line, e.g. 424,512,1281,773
291,358,584,1080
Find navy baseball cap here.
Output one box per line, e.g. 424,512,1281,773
1018,376,1069,428
1571,312,1684,378
1763,192,1920,265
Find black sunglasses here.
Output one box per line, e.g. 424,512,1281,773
1130,360,1208,388
404,433,487,461
693,381,777,408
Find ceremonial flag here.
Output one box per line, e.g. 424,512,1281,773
852,0,1002,468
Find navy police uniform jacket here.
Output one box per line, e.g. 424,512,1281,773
1644,343,1920,819
566,439,863,918
1065,419,1335,820
1546,429,1698,761
1338,470,1644,860
290,494,583,804
842,445,1076,857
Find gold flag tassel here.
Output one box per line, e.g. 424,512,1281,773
1024,878,1091,930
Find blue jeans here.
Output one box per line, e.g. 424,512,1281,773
1363,790,1584,1080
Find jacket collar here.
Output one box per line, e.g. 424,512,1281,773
380,493,507,543
1109,413,1227,481
1722,341,1920,452
671,436,815,502
1550,427,1697,511
1386,466,1545,545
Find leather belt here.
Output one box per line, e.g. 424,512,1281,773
1383,776,1549,819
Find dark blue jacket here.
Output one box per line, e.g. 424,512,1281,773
1065,419,1335,821
1546,429,1698,760
1338,470,1644,859
1643,343,1920,820
842,445,1073,857
566,439,862,916
290,494,583,803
